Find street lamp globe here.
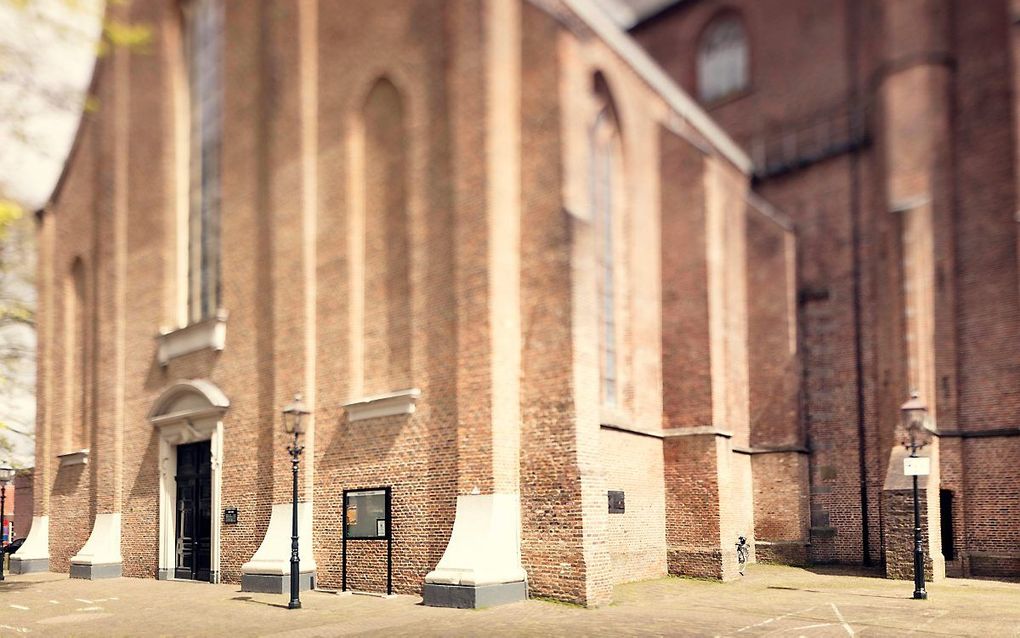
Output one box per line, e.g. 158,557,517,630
899,391,932,452
282,394,309,436
0,463,14,484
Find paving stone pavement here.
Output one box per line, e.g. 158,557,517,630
1,565,1019,637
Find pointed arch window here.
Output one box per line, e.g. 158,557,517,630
362,78,411,394
697,13,749,104
590,87,621,407
65,258,87,451
181,0,223,323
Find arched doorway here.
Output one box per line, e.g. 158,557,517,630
148,380,229,583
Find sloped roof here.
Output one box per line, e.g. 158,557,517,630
591,0,686,29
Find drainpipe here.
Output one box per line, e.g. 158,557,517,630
844,0,871,567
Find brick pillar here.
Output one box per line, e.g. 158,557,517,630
660,128,754,581
882,444,945,581
877,0,952,583
516,2,613,607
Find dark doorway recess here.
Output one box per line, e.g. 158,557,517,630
941,489,955,561
175,440,212,581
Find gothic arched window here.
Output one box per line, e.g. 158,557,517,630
591,76,622,407
362,78,411,393
181,0,223,323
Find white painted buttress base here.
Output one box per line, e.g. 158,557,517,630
425,493,527,587
71,512,122,566
13,515,49,560
242,502,316,576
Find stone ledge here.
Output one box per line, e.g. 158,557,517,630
732,445,809,455
57,449,89,467
600,423,663,439
157,311,228,366
344,388,421,422
662,426,733,439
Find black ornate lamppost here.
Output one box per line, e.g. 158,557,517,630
0,462,14,582
282,394,309,610
900,391,933,600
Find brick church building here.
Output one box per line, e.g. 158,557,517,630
11,0,1020,607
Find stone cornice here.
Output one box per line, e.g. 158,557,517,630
344,388,421,422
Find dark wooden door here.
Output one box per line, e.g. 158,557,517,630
175,440,212,581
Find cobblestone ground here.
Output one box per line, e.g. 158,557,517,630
2,564,1019,636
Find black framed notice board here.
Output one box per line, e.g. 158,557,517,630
342,486,392,594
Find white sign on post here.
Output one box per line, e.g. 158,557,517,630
903,457,931,476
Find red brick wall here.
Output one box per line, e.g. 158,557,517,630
660,128,711,430
663,434,722,578
635,0,1020,579
600,429,667,584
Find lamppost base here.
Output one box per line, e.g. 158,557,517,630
913,590,928,600
288,601,302,610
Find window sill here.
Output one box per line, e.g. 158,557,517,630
57,449,89,467
157,311,228,366
344,388,421,422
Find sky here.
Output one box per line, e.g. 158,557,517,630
0,0,104,210
0,0,103,467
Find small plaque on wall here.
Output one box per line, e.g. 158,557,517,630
608,490,625,514
223,508,239,524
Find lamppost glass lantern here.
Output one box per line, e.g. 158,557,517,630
0,463,14,484
282,394,309,436
900,391,932,455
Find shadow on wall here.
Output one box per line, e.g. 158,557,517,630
51,462,86,497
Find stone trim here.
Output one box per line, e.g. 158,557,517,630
937,427,1020,439
600,423,663,439
344,388,421,422
57,449,89,466
156,310,228,366
662,426,733,438
732,444,808,455
149,379,230,584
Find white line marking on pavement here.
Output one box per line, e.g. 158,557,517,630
0,624,30,633
49,600,60,604
830,603,854,637
735,606,818,633
9,604,30,611
76,606,104,612
75,598,93,604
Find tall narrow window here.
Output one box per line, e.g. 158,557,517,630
697,14,749,104
65,258,86,450
182,0,223,323
591,81,621,407
362,78,411,394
